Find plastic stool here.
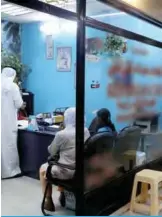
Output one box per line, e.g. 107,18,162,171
130,169,162,216
123,150,136,170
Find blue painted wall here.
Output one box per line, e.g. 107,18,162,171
21,22,76,114
21,16,162,130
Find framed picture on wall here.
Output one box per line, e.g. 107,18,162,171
46,35,53,59
57,47,72,72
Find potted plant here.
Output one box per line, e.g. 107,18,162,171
104,33,127,57
1,48,31,90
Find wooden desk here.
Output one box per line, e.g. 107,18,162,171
18,129,56,179
141,131,162,153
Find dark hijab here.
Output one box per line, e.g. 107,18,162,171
89,108,116,135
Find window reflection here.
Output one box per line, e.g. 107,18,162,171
86,0,162,42
84,26,162,191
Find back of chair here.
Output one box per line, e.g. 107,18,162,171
113,126,142,165
84,132,115,159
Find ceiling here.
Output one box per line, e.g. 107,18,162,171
1,0,119,23
121,0,162,22
1,0,162,24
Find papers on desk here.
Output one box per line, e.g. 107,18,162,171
44,118,52,125
36,113,43,119
136,151,146,166
18,120,29,129
45,124,60,133
48,125,60,129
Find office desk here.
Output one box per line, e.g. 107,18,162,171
18,129,56,179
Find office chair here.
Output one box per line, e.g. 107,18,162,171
84,131,115,159
41,158,76,216
113,126,142,171
41,132,115,216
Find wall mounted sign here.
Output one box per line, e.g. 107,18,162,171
86,37,103,55
46,35,54,59
132,47,149,56
91,80,100,89
57,47,72,72
86,54,100,62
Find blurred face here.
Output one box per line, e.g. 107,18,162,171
85,152,117,190
21,102,26,110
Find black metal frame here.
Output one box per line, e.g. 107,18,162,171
41,160,76,216
86,17,162,48
41,182,52,216
98,0,162,29
75,0,86,215
5,0,162,216
6,0,77,21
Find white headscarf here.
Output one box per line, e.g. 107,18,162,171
64,107,87,129
64,107,76,128
1,67,16,92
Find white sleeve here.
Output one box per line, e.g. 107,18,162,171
48,132,65,156
12,83,23,109
84,128,90,142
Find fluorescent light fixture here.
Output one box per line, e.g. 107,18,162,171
60,20,77,33
92,12,126,18
1,3,33,16
40,20,77,35
40,21,60,35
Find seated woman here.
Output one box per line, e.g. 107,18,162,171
18,102,28,120
89,108,116,135
40,107,90,211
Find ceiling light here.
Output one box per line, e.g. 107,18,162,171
60,20,77,33
92,12,126,18
40,21,60,35
40,20,77,35
1,3,33,16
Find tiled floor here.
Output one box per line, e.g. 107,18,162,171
2,176,162,216
1,176,75,216
111,200,162,216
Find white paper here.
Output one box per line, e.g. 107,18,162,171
18,120,29,129
48,125,60,129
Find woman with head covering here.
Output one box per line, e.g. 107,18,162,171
1,67,23,178
89,108,116,135
40,107,90,211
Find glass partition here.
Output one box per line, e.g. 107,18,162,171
84,25,162,191
86,0,162,42
1,0,162,215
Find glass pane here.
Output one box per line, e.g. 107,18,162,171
39,0,76,13
1,2,76,215
84,25,162,192
86,0,162,42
